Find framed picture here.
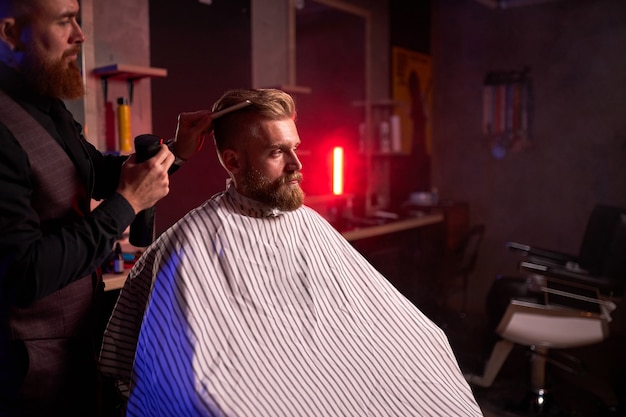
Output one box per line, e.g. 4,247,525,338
391,47,432,157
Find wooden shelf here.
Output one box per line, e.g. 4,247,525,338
370,151,406,156
352,99,405,107
93,63,167,79
93,64,167,103
276,84,312,94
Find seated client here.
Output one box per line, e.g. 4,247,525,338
100,88,483,417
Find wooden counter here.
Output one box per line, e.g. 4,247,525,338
103,212,444,292
103,273,128,292
341,212,444,241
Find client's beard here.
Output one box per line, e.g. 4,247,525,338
242,169,305,211
21,46,85,99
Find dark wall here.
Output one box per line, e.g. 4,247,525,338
386,0,433,206
390,0,431,54
431,0,626,313
149,0,252,233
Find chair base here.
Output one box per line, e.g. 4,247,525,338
465,339,515,388
468,342,619,416
496,389,558,417
526,388,551,415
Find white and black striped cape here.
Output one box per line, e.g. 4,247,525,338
100,183,483,417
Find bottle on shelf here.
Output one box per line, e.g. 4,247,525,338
117,97,132,154
379,120,391,153
113,242,125,274
431,187,439,206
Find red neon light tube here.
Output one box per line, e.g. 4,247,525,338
333,146,344,195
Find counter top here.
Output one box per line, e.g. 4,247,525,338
340,212,444,241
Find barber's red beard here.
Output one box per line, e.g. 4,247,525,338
242,169,305,211
21,46,84,99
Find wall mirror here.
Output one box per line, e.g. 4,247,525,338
294,0,369,199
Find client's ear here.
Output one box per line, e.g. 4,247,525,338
221,149,240,174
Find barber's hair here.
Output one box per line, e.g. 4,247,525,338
212,88,296,153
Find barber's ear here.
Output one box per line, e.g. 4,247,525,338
0,18,25,52
221,149,240,174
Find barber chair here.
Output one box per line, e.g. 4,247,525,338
466,205,626,414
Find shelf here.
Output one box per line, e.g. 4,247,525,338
370,151,406,156
93,64,168,103
261,84,312,95
352,99,405,107
93,63,167,79
276,84,312,94
355,151,407,157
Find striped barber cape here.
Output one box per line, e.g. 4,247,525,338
100,182,483,417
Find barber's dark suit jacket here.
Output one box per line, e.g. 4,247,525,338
0,63,135,416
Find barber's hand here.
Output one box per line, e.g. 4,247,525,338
117,144,175,214
173,110,214,161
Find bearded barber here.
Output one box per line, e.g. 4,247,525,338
0,0,212,415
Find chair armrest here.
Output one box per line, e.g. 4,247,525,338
507,242,579,267
519,261,622,296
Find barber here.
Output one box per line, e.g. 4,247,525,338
0,0,212,415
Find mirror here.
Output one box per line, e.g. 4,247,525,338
294,0,367,198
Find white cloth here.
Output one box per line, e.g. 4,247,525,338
100,183,483,417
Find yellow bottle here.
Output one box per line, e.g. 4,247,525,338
117,97,132,153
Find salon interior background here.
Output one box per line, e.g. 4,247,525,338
73,0,626,314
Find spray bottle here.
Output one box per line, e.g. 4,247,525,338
117,97,132,153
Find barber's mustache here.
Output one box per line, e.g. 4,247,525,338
281,173,303,184
63,46,81,58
